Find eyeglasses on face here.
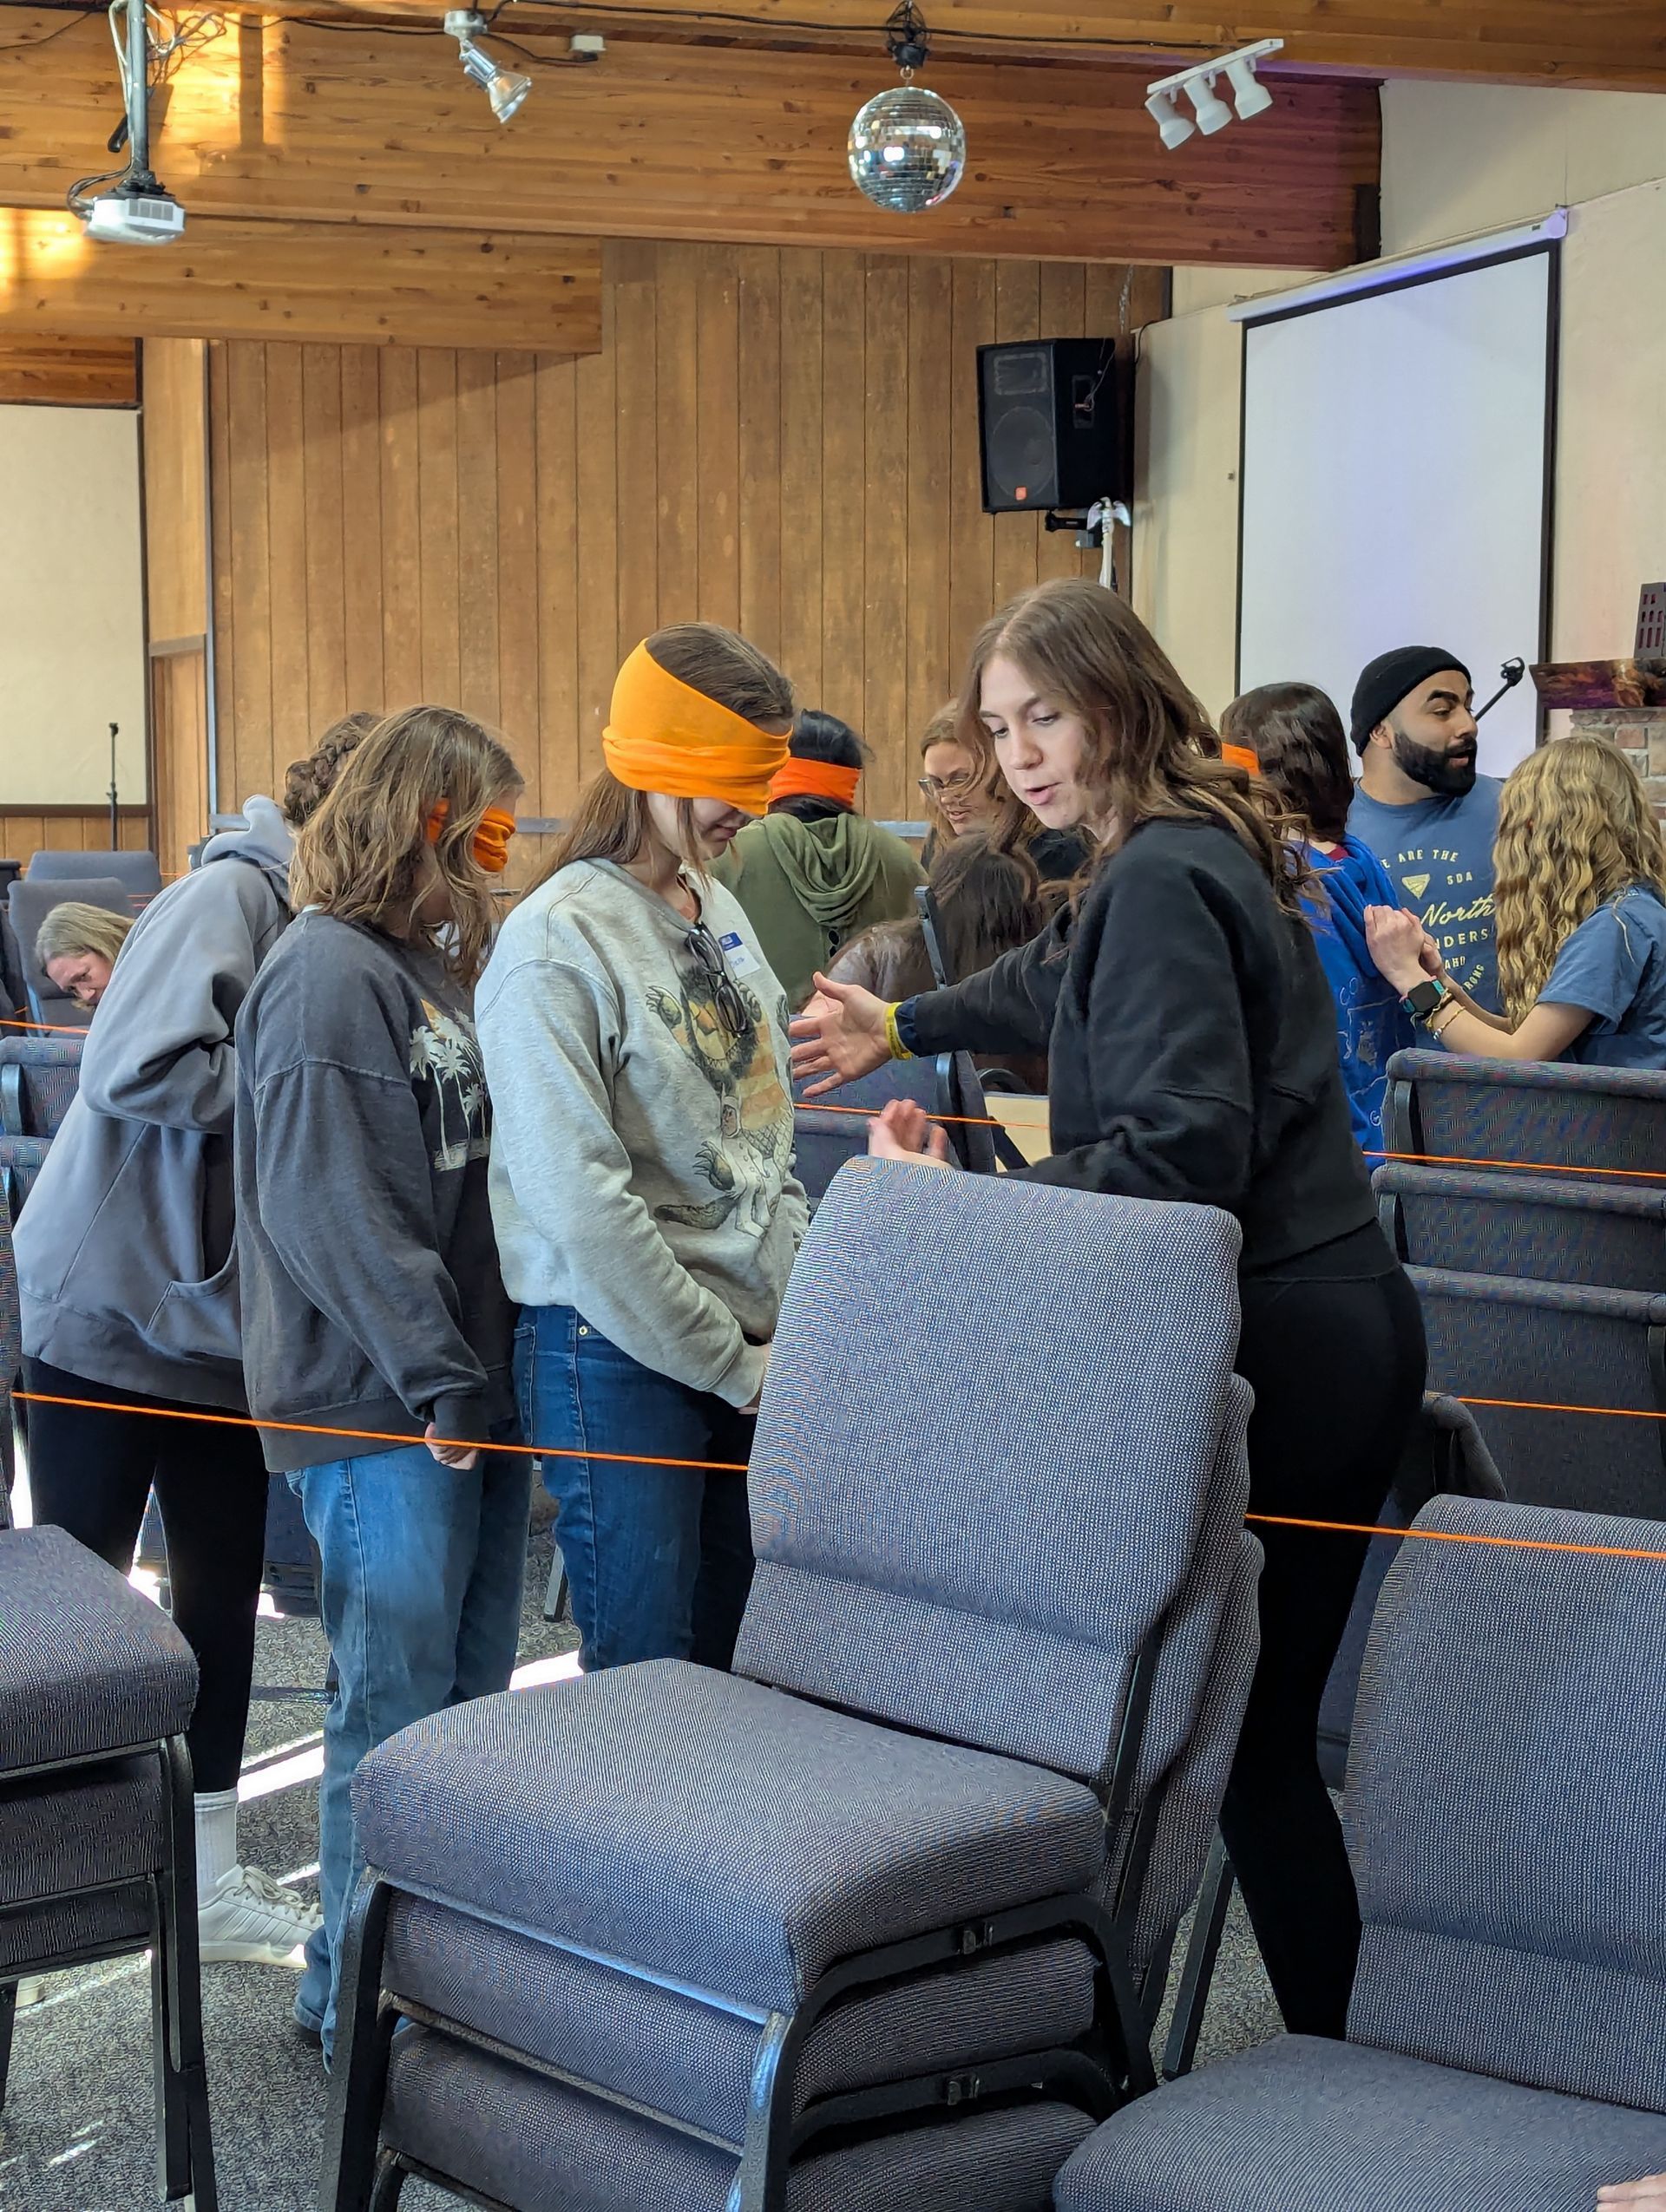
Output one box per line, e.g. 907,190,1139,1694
684,924,755,1040
918,771,979,800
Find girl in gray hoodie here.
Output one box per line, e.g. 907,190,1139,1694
16,713,373,1973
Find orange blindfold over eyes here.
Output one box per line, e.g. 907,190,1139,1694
1221,742,1258,776
602,642,790,816
425,801,518,874
768,757,862,807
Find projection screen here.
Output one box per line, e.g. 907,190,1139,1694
1236,245,1557,778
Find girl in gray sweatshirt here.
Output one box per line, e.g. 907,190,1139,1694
477,624,809,1676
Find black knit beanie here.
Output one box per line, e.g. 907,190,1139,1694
1349,646,1472,756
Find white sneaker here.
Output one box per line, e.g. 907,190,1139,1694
198,1865,321,1968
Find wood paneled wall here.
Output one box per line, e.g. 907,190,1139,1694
0,807,151,863
207,241,1166,832
0,335,136,405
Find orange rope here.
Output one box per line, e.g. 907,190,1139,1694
798,1097,1002,1128
1368,1149,1666,1183
0,1018,89,1037
15,1391,1666,1565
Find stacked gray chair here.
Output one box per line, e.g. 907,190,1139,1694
1056,1496,1666,2212
320,1161,1263,2212
0,1525,217,2206
1381,1048,1666,1516
24,847,162,900
791,1051,1000,1210
0,1034,84,1140
7,874,134,1030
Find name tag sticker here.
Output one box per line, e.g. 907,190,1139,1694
719,929,761,977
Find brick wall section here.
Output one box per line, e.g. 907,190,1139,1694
1568,707,1666,813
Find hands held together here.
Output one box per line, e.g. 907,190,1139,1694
789,975,956,1169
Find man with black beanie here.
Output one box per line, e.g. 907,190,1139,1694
1347,645,1502,1010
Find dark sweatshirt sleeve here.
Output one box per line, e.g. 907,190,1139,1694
1014,853,1256,1210
246,1052,491,1441
906,909,1071,1057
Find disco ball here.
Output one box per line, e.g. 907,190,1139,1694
848,84,966,214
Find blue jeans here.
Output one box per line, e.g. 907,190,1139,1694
291,1425,530,2057
516,1306,756,1673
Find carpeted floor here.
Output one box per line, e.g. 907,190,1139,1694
0,1491,1282,2212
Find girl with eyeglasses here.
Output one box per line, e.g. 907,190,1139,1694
477,625,809,1674
919,699,1090,885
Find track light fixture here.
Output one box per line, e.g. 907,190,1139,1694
1145,38,1282,150
445,10,532,124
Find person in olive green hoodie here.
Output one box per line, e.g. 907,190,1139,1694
710,710,924,1010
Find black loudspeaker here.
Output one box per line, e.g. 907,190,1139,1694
977,337,1127,514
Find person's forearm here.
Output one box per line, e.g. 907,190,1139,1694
1440,978,1510,1031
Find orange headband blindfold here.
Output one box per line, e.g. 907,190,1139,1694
1221,742,1258,776
426,801,518,874
768,757,861,807
603,642,788,815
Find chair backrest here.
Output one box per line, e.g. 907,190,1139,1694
1410,1263,1666,1519
790,1054,993,1207
1379,1163,1666,1293
0,1135,51,1221
26,848,161,898
0,1178,18,1508
1386,1047,1666,1185
1345,1495,1666,2112
0,1036,85,1139
1315,1392,1506,1791
735,1159,1249,1788
7,877,130,1029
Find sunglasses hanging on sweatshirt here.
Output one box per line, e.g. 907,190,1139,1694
684,923,755,1040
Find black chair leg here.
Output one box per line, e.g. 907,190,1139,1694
159,1737,218,2210
1161,1831,1235,2081
368,2153,406,2212
0,1980,16,2110
319,1875,397,2212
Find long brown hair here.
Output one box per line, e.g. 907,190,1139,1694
1223,683,1354,845
283,710,380,828
958,577,1311,914
1495,736,1666,1024
290,706,521,986
541,624,793,887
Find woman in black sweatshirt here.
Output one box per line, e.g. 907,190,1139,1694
791,577,1427,2039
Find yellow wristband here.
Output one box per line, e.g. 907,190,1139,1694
883,1002,913,1061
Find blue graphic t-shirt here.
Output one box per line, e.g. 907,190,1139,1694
1542,887,1666,1070
1301,837,1416,1155
1348,777,1502,1011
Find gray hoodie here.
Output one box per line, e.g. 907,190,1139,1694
16,796,294,1407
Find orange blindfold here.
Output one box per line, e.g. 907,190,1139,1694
1221,742,1258,776
768,757,861,807
603,643,789,815
426,801,518,874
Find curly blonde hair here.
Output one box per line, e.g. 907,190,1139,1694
290,706,522,987
1495,736,1666,1024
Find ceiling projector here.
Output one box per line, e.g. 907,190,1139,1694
84,183,187,244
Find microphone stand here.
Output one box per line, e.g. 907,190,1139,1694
1473,658,1526,722
108,721,120,850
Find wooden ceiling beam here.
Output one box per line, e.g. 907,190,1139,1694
0,209,603,348
0,330,136,402
106,0,1666,93
0,9,1379,269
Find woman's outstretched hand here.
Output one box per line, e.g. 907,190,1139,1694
1598,2177,1666,2205
789,975,893,1096
867,1098,954,1167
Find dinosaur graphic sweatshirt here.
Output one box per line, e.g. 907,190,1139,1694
476,859,809,1409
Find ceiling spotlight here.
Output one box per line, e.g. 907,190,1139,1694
1224,51,1275,120
848,3,966,214
445,10,531,124
1145,38,1282,149
1144,90,1194,152
1186,73,1232,134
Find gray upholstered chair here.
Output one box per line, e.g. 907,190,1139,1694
24,847,161,899
1057,1496,1666,2212
1384,1046,1666,1183
1413,1265,1666,1518
321,1161,1262,2212
0,1035,85,1141
791,1053,998,1208
0,1525,216,2206
1378,1162,1666,1293
7,876,132,1030
0,1135,50,1221
0,1181,17,1508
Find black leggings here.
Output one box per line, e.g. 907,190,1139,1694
23,1357,270,1794
1217,1234,1427,2039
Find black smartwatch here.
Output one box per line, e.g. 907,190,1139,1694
1400,977,1452,1024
